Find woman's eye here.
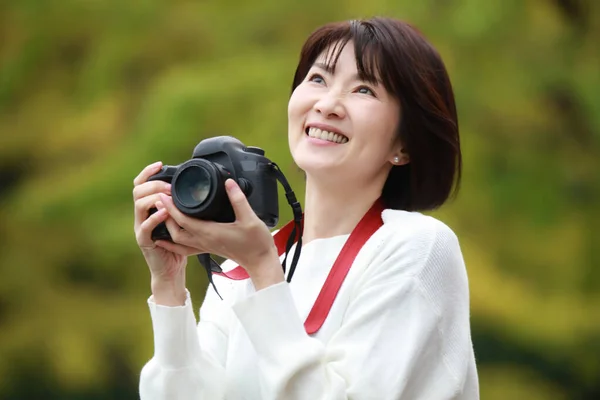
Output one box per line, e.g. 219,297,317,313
308,74,325,84
356,86,375,96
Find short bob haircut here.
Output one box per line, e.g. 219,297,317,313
291,17,461,212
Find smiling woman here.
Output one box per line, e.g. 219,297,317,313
135,16,479,400
290,18,461,213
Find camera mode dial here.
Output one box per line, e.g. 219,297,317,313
245,146,265,156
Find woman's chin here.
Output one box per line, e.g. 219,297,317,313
295,161,345,181
294,155,328,170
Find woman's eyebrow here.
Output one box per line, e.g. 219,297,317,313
313,62,334,73
312,62,382,86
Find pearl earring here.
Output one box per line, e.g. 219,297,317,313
393,156,400,164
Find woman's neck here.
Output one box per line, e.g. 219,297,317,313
301,176,383,244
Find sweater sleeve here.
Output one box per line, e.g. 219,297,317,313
139,287,229,400
231,222,477,400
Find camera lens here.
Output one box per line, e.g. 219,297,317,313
175,166,212,208
171,158,233,222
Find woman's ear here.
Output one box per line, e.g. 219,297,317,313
391,153,409,166
391,142,410,166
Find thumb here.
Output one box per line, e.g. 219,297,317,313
225,179,254,222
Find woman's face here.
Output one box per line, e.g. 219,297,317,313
288,41,403,186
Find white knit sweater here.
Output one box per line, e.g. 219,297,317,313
139,209,480,400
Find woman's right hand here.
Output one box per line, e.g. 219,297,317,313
133,161,197,306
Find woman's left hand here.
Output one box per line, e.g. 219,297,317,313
155,179,284,288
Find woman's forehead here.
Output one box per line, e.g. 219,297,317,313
312,41,383,84
314,40,352,64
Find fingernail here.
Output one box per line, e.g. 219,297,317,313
226,179,240,193
165,184,171,192
155,201,164,210
152,161,162,168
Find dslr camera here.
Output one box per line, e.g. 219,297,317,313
147,136,279,241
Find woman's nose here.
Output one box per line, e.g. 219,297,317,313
312,91,346,119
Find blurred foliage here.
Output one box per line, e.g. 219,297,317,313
0,0,599,398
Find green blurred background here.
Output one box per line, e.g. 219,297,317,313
0,0,599,399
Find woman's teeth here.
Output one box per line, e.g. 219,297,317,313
307,127,348,144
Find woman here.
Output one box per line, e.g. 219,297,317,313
134,17,479,400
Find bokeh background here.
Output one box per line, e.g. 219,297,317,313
0,0,599,399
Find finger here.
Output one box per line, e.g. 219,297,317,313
155,240,202,257
163,215,194,246
133,161,163,186
158,193,196,231
134,193,165,229
136,207,168,247
225,179,255,223
133,180,171,201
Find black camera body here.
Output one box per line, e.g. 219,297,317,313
147,136,279,241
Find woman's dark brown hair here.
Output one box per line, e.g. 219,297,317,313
291,17,461,212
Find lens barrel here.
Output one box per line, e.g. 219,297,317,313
171,159,231,221
175,165,212,208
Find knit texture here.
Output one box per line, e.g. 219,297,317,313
139,209,480,400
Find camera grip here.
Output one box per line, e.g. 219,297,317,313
148,207,173,241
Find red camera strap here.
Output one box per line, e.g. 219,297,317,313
215,199,384,334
